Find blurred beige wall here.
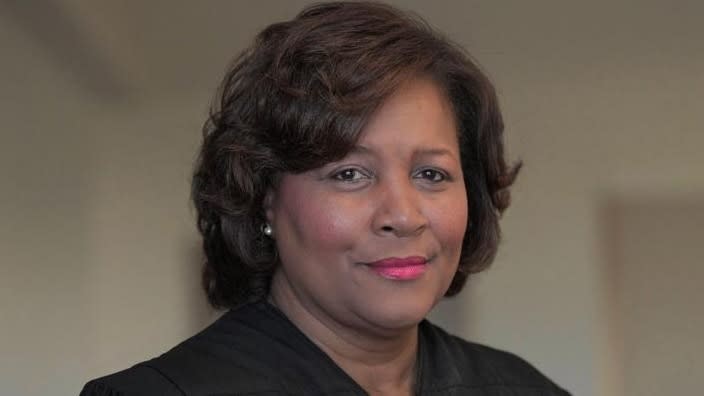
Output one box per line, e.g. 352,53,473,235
602,201,704,396
1,1,702,395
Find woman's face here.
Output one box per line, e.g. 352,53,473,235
266,77,468,333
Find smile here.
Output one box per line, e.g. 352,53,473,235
364,256,428,280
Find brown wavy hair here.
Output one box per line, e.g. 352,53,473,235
192,1,520,309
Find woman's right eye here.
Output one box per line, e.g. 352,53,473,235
331,168,368,182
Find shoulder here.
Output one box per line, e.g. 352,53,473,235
81,303,287,395
419,320,571,395
80,364,183,396
81,352,280,396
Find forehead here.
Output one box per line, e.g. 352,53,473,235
355,77,459,153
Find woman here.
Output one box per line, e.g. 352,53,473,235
82,2,569,395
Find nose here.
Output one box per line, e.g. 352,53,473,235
372,177,428,238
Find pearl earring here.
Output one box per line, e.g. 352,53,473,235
261,223,273,237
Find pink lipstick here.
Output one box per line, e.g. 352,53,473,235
366,256,427,280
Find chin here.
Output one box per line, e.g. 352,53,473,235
359,293,440,331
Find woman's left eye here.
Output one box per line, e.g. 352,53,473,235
414,168,447,182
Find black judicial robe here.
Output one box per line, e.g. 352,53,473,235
80,301,570,395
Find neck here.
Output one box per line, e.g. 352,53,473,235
269,274,419,395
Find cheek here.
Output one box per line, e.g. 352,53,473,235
301,203,357,248
430,191,468,251
277,184,368,250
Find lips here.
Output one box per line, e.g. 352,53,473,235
365,256,428,280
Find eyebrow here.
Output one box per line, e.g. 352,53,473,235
350,145,459,161
413,148,458,160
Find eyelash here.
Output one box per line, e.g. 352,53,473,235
414,168,448,183
331,167,371,182
330,167,450,183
